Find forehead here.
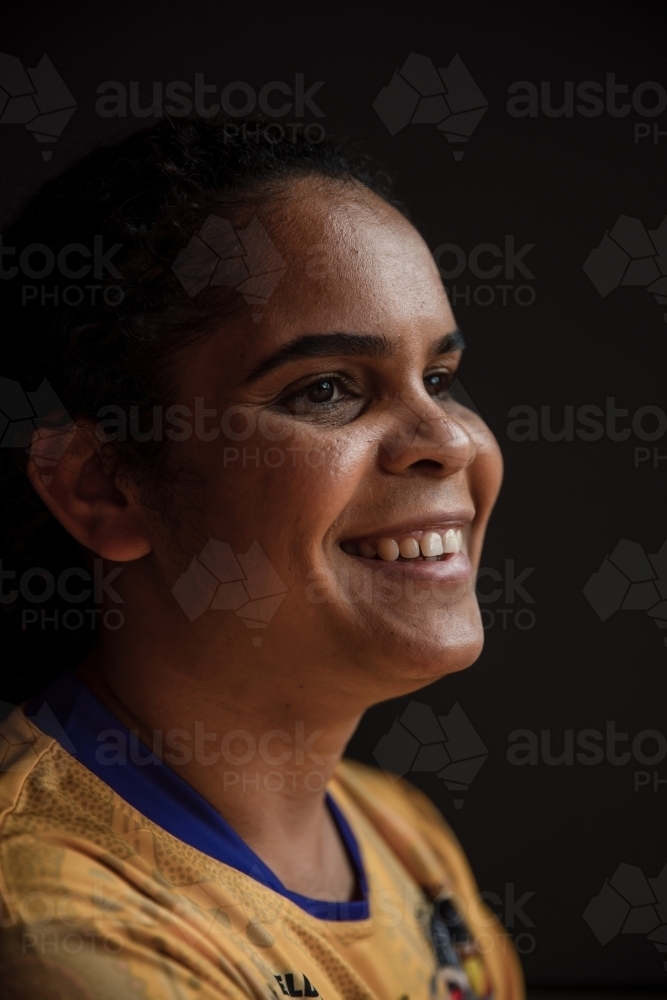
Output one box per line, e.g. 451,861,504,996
184,177,454,386
258,176,449,334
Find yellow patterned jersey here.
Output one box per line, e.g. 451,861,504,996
0,680,524,1000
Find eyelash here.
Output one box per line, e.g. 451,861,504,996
278,368,457,412
278,373,358,413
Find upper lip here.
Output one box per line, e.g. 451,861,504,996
340,510,475,540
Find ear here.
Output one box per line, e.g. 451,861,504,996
26,420,152,562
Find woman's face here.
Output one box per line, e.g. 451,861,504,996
158,177,502,701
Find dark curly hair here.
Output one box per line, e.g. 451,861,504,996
0,116,399,705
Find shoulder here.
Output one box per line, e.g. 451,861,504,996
333,759,525,1000
0,706,122,845
0,710,252,999
0,705,134,911
0,707,60,819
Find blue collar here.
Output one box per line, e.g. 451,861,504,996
26,672,369,921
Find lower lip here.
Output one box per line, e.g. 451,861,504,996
345,550,472,583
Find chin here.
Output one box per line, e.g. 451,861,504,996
364,607,485,695
401,637,483,687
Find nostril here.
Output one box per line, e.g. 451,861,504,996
408,459,443,472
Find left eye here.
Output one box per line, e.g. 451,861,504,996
424,371,454,398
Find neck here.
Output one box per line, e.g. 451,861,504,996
78,624,366,900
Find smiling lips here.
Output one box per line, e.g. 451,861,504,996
341,527,465,562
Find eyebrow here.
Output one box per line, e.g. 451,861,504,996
242,327,465,384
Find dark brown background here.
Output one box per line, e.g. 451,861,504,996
1,1,665,991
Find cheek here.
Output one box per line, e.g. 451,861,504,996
195,425,369,555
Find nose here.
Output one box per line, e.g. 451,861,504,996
379,392,477,477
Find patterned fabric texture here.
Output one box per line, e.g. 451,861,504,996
0,707,524,1000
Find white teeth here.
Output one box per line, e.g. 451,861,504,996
377,537,400,561
399,537,420,559
442,529,460,553
420,531,444,557
351,528,465,560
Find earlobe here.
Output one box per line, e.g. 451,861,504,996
26,421,153,563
